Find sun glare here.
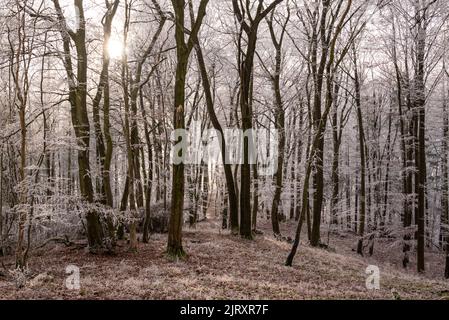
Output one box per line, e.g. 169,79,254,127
107,38,125,60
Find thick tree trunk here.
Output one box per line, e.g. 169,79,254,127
168,45,188,258
232,0,283,239
53,0,105,251
168,0,208,257
238,35,257,240
310,1,331,248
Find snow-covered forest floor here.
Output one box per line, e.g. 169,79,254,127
1,218,449,300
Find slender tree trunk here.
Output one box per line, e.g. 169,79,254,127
266,11,289,237
92,1,119,244
392,20,413,267
330,79,343,227
0,151,3,256
269,64,285,238
193,37,239,234
346,146,352,230
415,6,427,273
441,92,449,278
121,2,138,252
381,103,393,231
122,56,138,251
354,48,367,256
294,116,303,222
141,90,154,243
285,0,355,260
117,174,130,240
252,164,259,231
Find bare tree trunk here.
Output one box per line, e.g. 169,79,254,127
331,111,340,228
353,47,367,256
391,17,413,267
414,3,427,273
0,151,3,257
381,103,393,231
266,10,288,238
286,0,354,266
121,1,138,252
117,174,130,240
330,78,346,227
442,86,449,278
92,0,119,244
53,0,105,251
252,164,259,231
10,4,33,268
141,90,154,244
167,0,209,257
193,31,238,233
232,0,283,240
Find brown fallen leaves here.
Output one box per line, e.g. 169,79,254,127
0,219,448,300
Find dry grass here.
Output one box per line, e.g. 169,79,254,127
1,219,448,300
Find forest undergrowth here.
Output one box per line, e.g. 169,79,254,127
1,218,448,300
